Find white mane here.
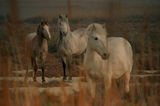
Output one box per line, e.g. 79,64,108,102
87,23,107,36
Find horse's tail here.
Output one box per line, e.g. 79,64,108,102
25,36,30,65
123,38,133,73
24,36,29,82
25,34,36,65
24,34,33,82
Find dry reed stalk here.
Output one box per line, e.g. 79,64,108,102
140,23,146,70
147,40,153,70
67,0,72,19
8,0,26,71
60,81,69,105
0,41,12,106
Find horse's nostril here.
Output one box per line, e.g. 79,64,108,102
103,53,107,57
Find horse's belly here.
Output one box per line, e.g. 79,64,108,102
111,62,128,79
88,69,104,80
71,35,87,54
112,70,126,79
86,61,104,80
107,37,133,79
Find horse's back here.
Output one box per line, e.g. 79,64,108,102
25,32,37,64
26,32,36,41
107,37,133,78
69,28,88,54
25,32,37,48
72,28,87,37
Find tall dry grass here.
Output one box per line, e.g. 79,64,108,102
0,0,160,106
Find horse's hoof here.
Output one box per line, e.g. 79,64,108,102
33,78,37,82
63,77,67,82
24,79,28,84
63,76,67,80
24,78,27,83
42,80,46,84
124,92,131,102
68,76,72,80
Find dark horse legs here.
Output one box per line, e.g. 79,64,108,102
40,54,46,83
41,60,45,83
67,56,72,80
62,58,66,80
62,56,72,81
33,57,38,82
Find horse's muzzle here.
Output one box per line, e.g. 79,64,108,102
62,32,67,36
102,53,110,60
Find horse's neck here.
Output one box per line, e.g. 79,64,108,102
57,24,71,49
83,47,103,74
85,47,102,65
36,35,47,47
66,23,71,36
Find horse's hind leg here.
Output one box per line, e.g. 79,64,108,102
123,71,131,101
33,57,38,82
24,65,28,82
124,71,130,93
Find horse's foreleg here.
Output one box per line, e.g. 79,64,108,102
104,75,112,106
33,57,38,82
61,58,67,81
41,55,46,83
67,56,72,80
88,78,96,99
105,77,112,91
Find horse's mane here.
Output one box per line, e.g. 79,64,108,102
56,31,63,49
87,23,107,36
37,24,41,35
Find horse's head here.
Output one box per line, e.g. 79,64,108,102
87,23,109,60
37,21,51,40
58,14,69,36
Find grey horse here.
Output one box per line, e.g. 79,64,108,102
57,14,88,81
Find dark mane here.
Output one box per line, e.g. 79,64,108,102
37,24,41,35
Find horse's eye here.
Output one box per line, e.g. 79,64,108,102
94,37,98,40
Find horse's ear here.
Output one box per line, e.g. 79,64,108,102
88,24,96,32
40,21,45,26
102,23,106,29
59,15,62,19
65,15,68,18
45,21,48,25
92,24,96,31
40,20,42,25
37,25,40,35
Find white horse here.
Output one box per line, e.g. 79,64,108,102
24,21,51,83
57,14,88,80
83,23,133,97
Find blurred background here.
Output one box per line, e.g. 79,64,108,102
0,0,160,105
